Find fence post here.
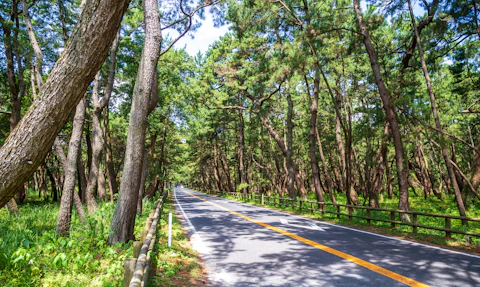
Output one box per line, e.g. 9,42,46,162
140,230,147,243
412,214,418,233
123,258,137,287
366,209,371,225
348,207,352,221
336,205,340,219
299,200,303,211
445,217,452,239
390,211,396,228
261,194,264,205
133,241,142,258
311,202,314,214
146,217,153,231
168,213,173,248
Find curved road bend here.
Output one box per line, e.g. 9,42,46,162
174,188,480,287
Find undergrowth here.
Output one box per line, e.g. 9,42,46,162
0,191,156,286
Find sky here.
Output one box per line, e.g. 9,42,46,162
164,8,230,56
164,1,425,57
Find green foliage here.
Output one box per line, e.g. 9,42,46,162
236,183,249,192
0,192,156,286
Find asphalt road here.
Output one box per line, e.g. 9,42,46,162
174,188,480,287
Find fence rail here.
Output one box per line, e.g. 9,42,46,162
124,190,169,287
220,191,480,240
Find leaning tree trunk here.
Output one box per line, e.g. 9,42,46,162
109,0,161,244
56,97,87,236
86,73,102,212
407,0,467,223
308,71,325,205
136,71,159,215
316,128,337,204
353,0,410,221
0,0,131,207
86,38,120,209
285,80,297,200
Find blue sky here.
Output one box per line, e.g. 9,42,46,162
164,1,425,56
164,8,230,56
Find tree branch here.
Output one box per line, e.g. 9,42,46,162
159,0,218,57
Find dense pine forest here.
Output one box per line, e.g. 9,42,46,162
0,0,479,285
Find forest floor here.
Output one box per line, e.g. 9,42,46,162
148,197,209,287
216,191,480,255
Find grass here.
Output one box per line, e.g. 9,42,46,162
210,190,480,252
148,197,208,287
0,190,156,287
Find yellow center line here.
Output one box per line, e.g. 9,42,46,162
183,190,429,287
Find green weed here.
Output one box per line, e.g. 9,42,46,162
0,190,157,286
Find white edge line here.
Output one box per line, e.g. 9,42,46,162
192,189,480,260
174,188,197,233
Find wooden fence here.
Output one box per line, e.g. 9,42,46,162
124,190,169,287
219,191,480,240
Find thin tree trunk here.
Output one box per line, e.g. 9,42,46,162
86,73,102,212
101,30,120,201
238,110,247,193
104,109,117,200
137,149,148,215
353,0,410,221
56,98,87,236
46,165,58,202
136,71,159,215
407,0,467,222
285,80,297,200
308,72,325,205
20,0,44,90
77,152,87,203
109,0,161,244
98,162,107,201
57,0,68,41
316,128,336,204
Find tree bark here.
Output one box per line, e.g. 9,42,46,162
109,0,161,244
315,128,336,204
238,109,247,193
308,72,325,204
77,152,88,203
137,70,159,215
353,0,410,221
86,73,102,212
56,97,86,236
104,109,117,199
103,31,121,200
137,149,148,215
98,162,107,201
0,0,131,207
57,0,69,42
285,80,297,200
